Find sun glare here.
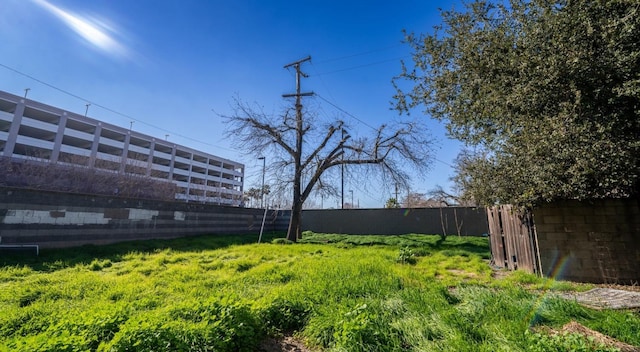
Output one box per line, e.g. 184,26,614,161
32,0,129,59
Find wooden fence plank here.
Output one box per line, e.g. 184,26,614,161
487,207,506,267
487,205,540,274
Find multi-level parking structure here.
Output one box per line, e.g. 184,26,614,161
0,90,244,205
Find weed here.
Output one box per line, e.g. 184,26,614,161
525,330,620,352
396,246,417,264
89,259,112,271
271,238,294,244
0,233,637,351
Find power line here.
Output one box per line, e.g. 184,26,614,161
315,93,453,168
314,44,404,64
309,63,339,109
315,93,377,131
0,62,237,153
312,56,409,76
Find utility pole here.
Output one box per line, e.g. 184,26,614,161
395,183,399,204
341,128,345,209
350,189,354,209
282,56,313,240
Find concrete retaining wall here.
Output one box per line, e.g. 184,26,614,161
0,187,290,248
533,198,640,284
302,207,489,236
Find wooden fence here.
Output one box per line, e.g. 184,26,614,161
487,205,542,274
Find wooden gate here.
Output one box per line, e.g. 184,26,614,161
487,205,541,274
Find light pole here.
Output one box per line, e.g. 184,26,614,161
258,156,266,208
349,189,354,209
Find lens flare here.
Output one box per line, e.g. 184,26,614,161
32,0,128,59
525,253,573,327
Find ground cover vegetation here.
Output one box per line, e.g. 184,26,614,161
395,0,640,207
1,233,638,351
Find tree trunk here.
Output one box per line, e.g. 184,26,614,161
286,200,302,241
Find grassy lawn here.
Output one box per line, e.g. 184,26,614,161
0,232,638,351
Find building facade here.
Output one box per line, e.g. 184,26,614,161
0,90,244,205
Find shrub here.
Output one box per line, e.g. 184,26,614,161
396,246,417,265
89,259,113,271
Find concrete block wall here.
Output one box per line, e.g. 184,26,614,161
302,207,489,236
0,187,290,248
533,198,640,284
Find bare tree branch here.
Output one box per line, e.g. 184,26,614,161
222,94,433,240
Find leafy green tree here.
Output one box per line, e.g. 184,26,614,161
385,197,401,208
243,187,260,207
449,148,499,206
395,0,640,206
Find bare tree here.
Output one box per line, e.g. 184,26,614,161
223,95,433,241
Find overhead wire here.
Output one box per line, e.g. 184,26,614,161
311,63,454,169
312,56,410,76
313,44,404,64
315,93,452,168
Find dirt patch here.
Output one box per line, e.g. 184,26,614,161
490,269,511,280
259,336,318,352
549,321,640,352
447,269,478,277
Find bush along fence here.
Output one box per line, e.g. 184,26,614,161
488,199,640,284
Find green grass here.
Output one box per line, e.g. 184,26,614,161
0,231,638,351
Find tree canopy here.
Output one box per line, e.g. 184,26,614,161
395,0,640,207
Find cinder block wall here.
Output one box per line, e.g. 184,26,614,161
533,198,640,284
302,207,489,236
0,187,290,248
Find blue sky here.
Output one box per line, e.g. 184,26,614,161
0,0,464,208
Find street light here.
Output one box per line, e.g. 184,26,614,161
258,156,266,208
